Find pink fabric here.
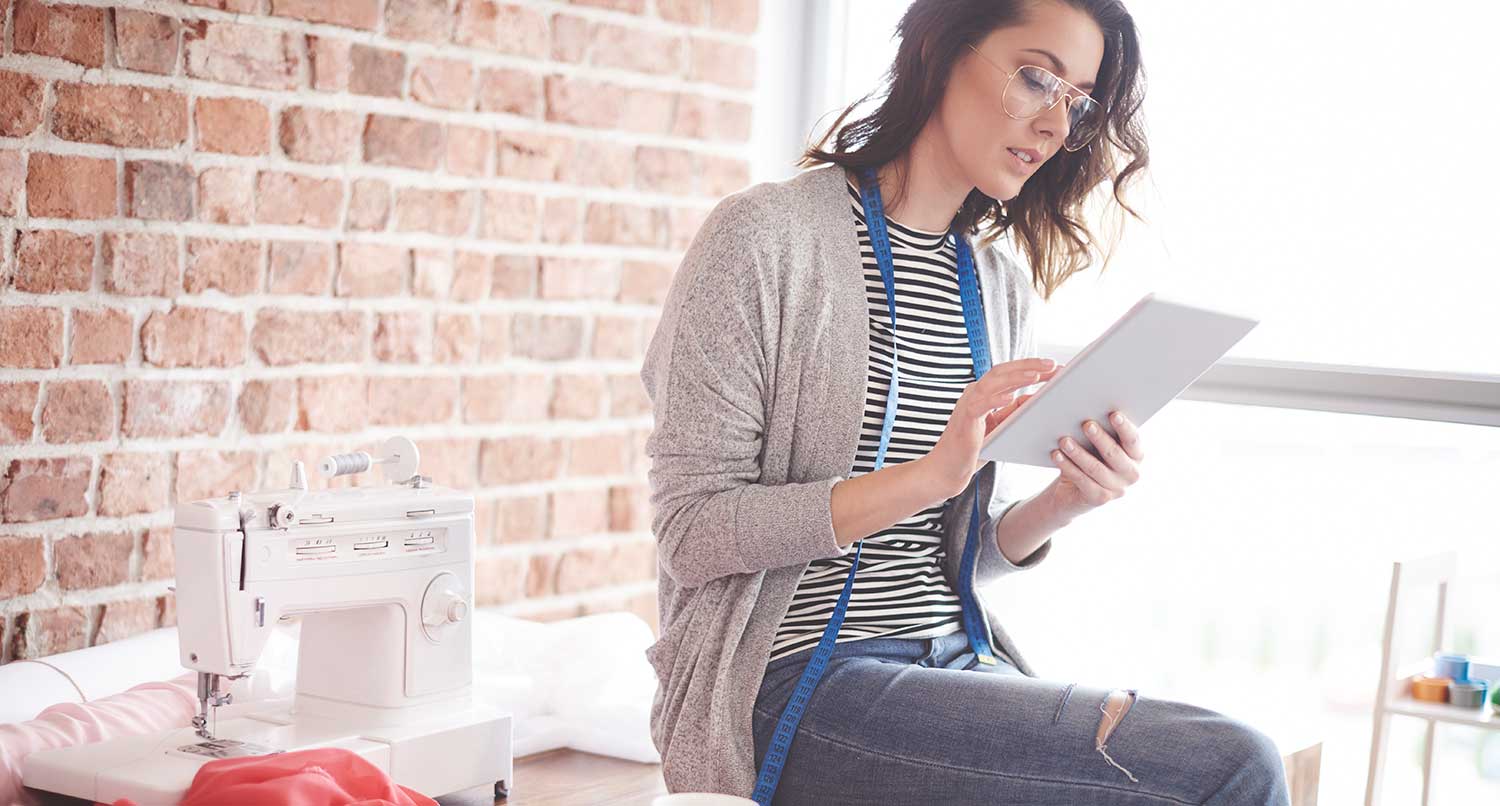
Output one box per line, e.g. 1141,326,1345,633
109,748,436,806
0,673,198,806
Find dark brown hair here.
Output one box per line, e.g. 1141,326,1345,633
801,0,1149,301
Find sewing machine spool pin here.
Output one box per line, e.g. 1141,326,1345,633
318,436,421,483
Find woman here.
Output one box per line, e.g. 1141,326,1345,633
640,1,1290,803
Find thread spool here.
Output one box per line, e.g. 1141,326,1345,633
1450,679,1488,709
1411,675,1451,703
320,452,373,478
1434,652,1470,681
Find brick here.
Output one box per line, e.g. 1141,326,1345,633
541,197,580,244
268,241,333,295
198,167,254,226
445,125,489,177
0,383,38,444
347,179,391,231
142,307,247,368
14,229,93,293
185,21,301,90
479,313,510,361
195,97,271,156
40,380,112,443
701,154,750,196
477,68,541,117
270,0,380,29
125,161,194,221
554,545,615,594
279,107,361,164
1,457,90,522
538,257,609,300
0,536,45,596
256,172,343,229
175,450,257,503
462,372,549,423
11,607,88,659
364,116,444,170
387,0,451,42
568,432,631,477
550,373,605,419
349,45,405,98
373,311,426,363
416,438,478,487
253,310,366,365
13,0,104,67
690,36,754,89
304,38,349,95
497,131,571,182
550,14,588,63
544,75,622,129
141,526,174,579
55,531,132,589
657,0,705,24
0,152,23,217
122,380,231,438
572,0,644,11
494,494,547,543
451,252,491,301
525,553,557,598
561,140,633,188
69,308,131,365
619,87,675,134
410,58,472,111
493,4,547,58
103,233,178,296
96,598,160,644
593,23,683,76
158,593,177,628
238,379,295,434
670,207,706,252
185,238,261,295
710,0,757,33
609,483,650,532
474,555,525,607
0,307,63,369
185,0,257,10
406,248,451,297
0,71,45,137
636,146,695,194
618,261,673,304
114,9,179,74
512,314,585,361
298,376,368,432
492,255,536,299
549,489,610,539
481,191,538,242
27,153,115,219
395,188,474,237
609,372,649,417
592,314,640,360
336,243,408,297
98,453,171,517
367,376,458,425
585,202,665,247
52,83,187,148
479,436,562,485
433,313,477,364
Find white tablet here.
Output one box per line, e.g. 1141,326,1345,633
979,293,1259,468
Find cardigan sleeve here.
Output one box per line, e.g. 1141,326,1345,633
639,194,851,589
972,246,1053,584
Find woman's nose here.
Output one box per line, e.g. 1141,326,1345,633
1034,96,1072,145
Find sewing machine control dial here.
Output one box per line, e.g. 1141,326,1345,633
421,571,469,642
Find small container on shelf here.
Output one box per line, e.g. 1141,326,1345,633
1449,679,1488,709
1411,674,1452,703
1433,652,1471,681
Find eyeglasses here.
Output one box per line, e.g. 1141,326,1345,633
966,44,1103,152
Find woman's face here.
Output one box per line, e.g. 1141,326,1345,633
937,1,1105,202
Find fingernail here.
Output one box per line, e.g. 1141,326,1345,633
1042,359,1056,370
1111,413,1123,424
1085,423,1098,434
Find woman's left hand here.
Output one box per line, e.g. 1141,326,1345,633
1040,411,1145,522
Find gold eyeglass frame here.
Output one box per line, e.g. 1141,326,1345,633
965,43,1103,152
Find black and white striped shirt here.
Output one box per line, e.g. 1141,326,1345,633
768,178,978,662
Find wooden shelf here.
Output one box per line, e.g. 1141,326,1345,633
1385,695,1499,730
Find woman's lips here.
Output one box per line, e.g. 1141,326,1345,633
1007,147,1039,173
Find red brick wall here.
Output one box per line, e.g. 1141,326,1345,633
0,0,758,663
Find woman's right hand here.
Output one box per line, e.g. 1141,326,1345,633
919,357,1063,501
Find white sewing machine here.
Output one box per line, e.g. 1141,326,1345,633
24,437,513,804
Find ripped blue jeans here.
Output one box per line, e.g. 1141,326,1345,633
752,631,1291,805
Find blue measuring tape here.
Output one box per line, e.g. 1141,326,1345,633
750,167,999,805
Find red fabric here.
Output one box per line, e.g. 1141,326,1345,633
109,748,436,806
